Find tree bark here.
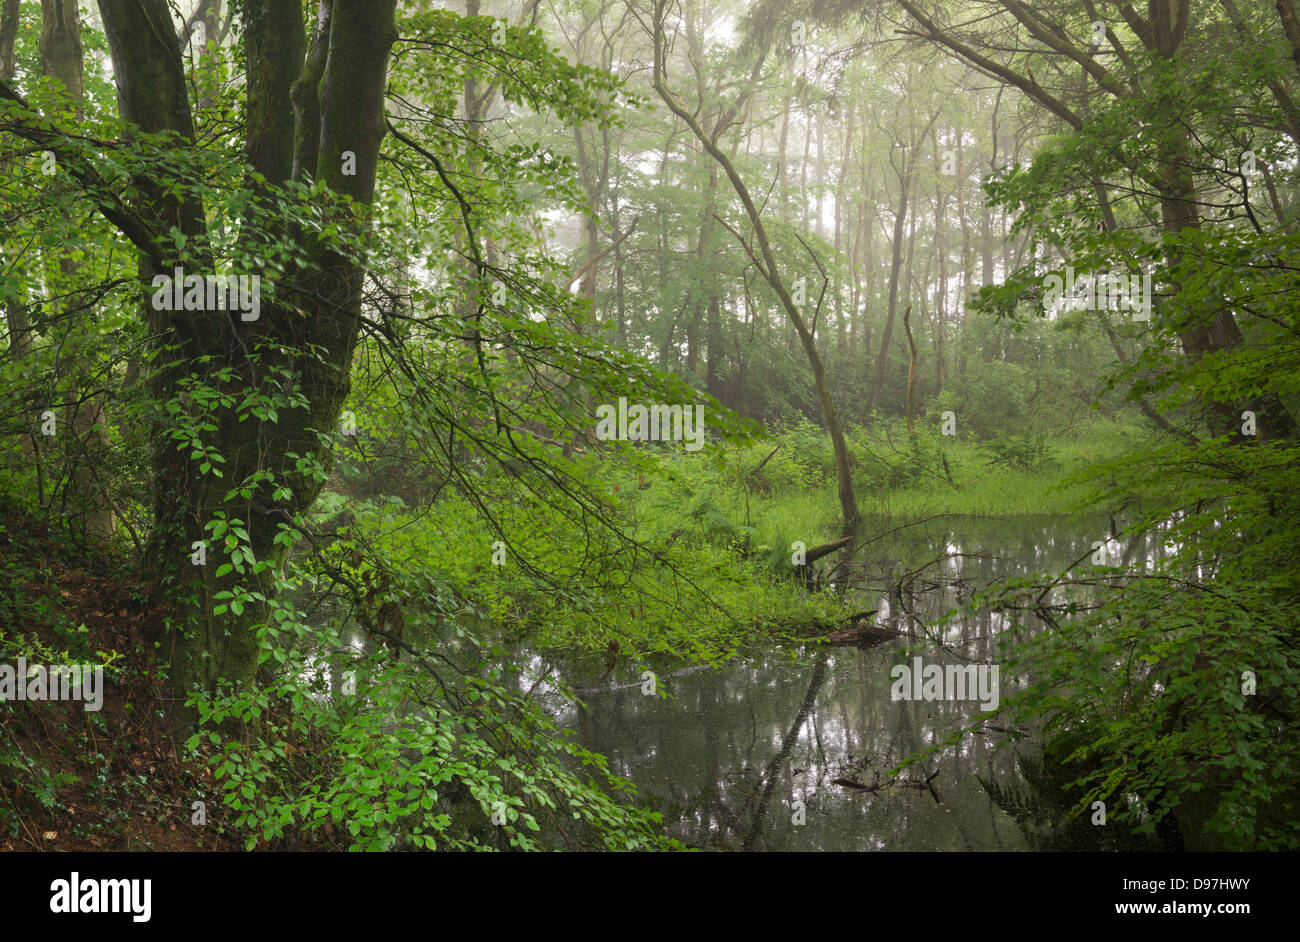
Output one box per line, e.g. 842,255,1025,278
86,0,399,706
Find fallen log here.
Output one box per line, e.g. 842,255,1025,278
793,535,854,588
824,611,896,648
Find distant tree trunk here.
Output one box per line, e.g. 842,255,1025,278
956,130,972,322
814,106,826,241
800,102,811,229
903,305,917,431
688,160,720,379
776,91,792,217
981,93,999,287
611,186,628,344
868,166,909,412
40,0,113,541
705,295,723,398
933,177,948,394
835,101,854,357
848,201,862,356
861,190,876,352
656,137,675,370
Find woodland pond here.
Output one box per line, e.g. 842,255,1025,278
495,513,1173,851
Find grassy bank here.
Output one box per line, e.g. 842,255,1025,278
354,414,1149,661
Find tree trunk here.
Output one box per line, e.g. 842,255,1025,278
92,0,399,707
869,169,909,412
37,0,113,541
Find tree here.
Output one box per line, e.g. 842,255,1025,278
2,0,397,703
650,0,862,535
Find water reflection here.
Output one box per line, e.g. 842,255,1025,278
521,514,1163,851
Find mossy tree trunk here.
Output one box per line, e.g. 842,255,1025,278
88,0,399,709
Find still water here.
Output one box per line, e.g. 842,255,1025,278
515,514,1166,850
